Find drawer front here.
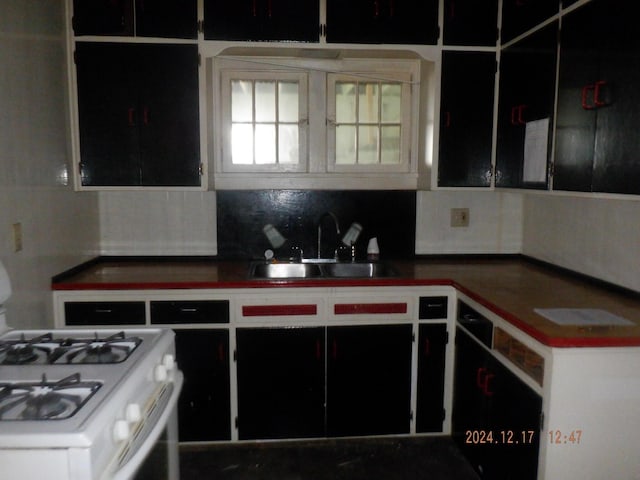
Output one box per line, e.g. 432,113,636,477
151,300,230,324
65,301,146,326
419,296,449,319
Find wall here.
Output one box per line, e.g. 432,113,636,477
0,0,99,328
522,194,640,293
415,191,524,254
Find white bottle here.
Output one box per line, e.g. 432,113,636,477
367,237,380,261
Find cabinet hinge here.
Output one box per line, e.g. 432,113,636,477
234,416,239,429
548,162,555,179
409,410,414,421
198,53,202,67
442,408,446,421
233,349,237,362
445,331,450,345
78,162,83,175
197,20,204,34
412,332,415,342
199,163,204,176
539,411,545,431
319,23,327,37
73,49,77,65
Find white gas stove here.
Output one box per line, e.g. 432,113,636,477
0,263,183,479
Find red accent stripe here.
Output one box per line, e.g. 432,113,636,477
334,302,407,315
242,304,317,317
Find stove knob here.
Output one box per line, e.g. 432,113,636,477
154,364,168,382
125,403,142,423
162,353,176,371
113,419,130,442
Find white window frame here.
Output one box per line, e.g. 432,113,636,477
219,69,309,173
327,72,414,174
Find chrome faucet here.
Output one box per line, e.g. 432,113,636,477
317,212,341,260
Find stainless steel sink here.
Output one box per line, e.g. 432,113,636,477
250,262,323,279
322,262,396,278
249,261,396,279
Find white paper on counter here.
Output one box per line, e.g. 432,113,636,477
523,117,549,183
534,308,634,326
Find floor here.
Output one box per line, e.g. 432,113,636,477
179,436,480,480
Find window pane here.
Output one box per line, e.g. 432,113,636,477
358,126,379,164
255,124,276,164
336,82,356,123
336,125,357,164
381,126,401,164
381,84,401,123
231,80,253,122
279,82,299,122
279,125,299,164
255,81,276,122
358,83,379,124
232,124,254,164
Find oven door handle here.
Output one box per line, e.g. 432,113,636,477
106,372,184,480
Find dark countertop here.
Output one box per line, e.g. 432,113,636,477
52,256,640,348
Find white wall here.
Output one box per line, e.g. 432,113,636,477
522,194,640,293
0,0,99,328
98,191,217,256
415,191,524,254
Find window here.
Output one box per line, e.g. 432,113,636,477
327,74,412,172
220,70,308,172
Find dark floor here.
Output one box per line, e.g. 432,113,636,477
179,436,480,480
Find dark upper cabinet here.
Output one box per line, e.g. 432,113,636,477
443,0,498,46
175,329,231,441
438,51,496,187
453,328,541,480
554,0,640,194
72,0,197,38
416,323,448,432
203,0,320,42
495,22,558,189
501,0,559,44
236,327,325,440
326,0,439,45
326,324,412,437
75,43,201,187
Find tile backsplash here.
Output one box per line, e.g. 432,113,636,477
216,190,416,260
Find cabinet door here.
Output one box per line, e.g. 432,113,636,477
236,327,325,440
501,0,558,44
72,0,134,36
496,22,558,189
175,329,231,441
326,324,412,437
416,323,447,433
75,43,141,186
203,0,319,42
443,0,498,46
554,0,640,194
326,0,439,45
75,43,201,187
137,44,201,186
438,51,496,187
135,0,198,39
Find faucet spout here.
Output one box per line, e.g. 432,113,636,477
317,212,341,259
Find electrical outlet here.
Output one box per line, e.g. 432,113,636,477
12,223,23,252
450,208,470,227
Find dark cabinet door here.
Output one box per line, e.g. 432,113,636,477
326,0,439,45
326,324,412,437
443,0,498,46
501,0,559,44
236,327,325,440
75,43,201,187
416,323,447,433
175,329,231,441
438,51,496,187
453,328,541,480
554,0,640,194
203,0,319,42
73,0,197,38
495,22,558,189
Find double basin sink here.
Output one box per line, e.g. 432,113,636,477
249,260,397,279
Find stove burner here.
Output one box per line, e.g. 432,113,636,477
0,373,101,421
0,334,53,365
61,332,142,364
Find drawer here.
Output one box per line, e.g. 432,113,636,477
418,296,448,319
151,300,230,324
65,301,145,326
457,301,493,348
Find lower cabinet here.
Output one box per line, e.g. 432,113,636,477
174,329,231,441
236,327,325,440
453,328,541,479
416,323,448,432
327,324,413,437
